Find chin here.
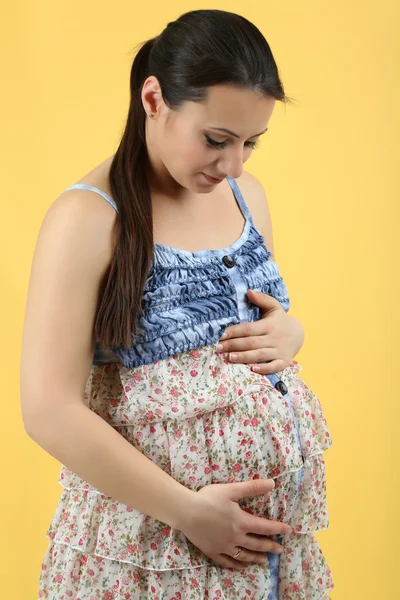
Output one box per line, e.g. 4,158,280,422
195,182,215,193
183,174,212,192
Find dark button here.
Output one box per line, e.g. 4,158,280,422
275,380,288,395
222,255,235,268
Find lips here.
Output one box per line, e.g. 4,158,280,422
202,173,224,183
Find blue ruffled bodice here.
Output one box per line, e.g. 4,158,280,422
63,176,290,369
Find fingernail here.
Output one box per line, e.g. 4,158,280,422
229,353,238,361
252,366,261,372
220,332,228,339
216,343,224,351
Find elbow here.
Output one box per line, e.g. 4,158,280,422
20,396,58,445
21,408,47,443
22,408,65,457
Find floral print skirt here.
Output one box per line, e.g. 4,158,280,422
38,343,334,599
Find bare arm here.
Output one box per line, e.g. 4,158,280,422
20,190,195,530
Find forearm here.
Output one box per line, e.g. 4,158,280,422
25,401,195,530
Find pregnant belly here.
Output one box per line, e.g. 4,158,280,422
54,345,332,578
79,342,332,529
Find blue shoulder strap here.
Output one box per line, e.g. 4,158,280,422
63,183,119,213
227,176,252,222
64,180,250,221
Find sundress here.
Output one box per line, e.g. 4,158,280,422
38,176,334,600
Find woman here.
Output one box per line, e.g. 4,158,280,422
20,9,334,599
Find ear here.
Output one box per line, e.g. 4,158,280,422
141,75,164,117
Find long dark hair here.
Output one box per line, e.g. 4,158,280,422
95,9,292,349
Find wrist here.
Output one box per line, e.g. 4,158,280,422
166,486,199,531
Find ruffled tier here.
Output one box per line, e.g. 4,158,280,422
39,533,334,600
46,347,333,597
48,451,329,565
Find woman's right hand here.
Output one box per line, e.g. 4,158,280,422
178,478,293,570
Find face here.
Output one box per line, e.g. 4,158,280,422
142,77,276,198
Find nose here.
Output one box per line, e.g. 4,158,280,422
219,147,244,180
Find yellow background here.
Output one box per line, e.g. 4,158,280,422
1,1,399,598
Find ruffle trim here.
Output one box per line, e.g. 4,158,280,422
40,533,334,600
50,452,330,571
148,221,259,269
141,276,235,311
85,353,317,428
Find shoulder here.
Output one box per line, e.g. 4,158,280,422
235,170,275,260
44,185,118,268
55,154,118,235
54,185,118,236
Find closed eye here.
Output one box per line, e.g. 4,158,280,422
204,134,260,150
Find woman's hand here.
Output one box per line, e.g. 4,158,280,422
216,290,305,375
178,478,293,570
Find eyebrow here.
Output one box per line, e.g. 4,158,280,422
208,126,268,139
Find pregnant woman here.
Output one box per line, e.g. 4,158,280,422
20,9,334,599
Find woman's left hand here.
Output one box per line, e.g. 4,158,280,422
216,290,305,375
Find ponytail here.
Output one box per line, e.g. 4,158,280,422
94,38,157,348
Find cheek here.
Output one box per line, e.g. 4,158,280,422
162,122,210,172
186,144,208,168
175,136,209,170
190,136,215,167
178,124,204,160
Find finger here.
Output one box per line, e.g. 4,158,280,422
212,554,247,570
220,322,263,341
217,334,270,354
228,478,276,501
251,359,288,375
222,548,268,565
244,514,293,537
241,533,285,554
228,348,276,364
